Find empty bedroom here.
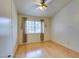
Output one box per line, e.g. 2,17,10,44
0,0,79,58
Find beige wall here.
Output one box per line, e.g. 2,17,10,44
18,14,51,44
51,0,79,52
0,0,18,57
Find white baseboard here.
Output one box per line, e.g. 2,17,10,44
51,39,79,53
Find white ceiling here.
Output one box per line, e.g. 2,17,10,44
14,0,72,17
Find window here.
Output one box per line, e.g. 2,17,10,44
25,20,44,34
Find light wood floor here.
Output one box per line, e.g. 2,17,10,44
14,41,79,58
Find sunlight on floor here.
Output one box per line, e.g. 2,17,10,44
26,49,42,58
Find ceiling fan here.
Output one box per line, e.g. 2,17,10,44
33,0,53,11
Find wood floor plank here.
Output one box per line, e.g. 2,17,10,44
14,41,79,58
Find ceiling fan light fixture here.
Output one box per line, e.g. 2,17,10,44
39,5,47,11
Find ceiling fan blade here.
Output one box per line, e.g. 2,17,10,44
45,0,54,5
41,0,47,3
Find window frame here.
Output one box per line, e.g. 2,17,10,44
25,20,44,34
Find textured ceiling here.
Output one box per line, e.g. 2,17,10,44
14,0,72,17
